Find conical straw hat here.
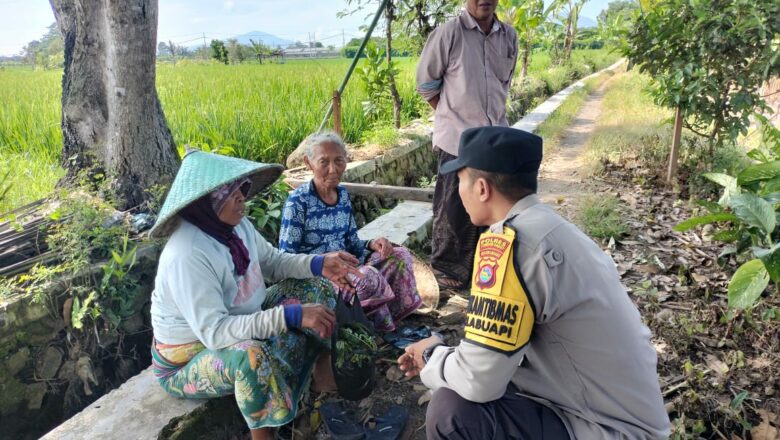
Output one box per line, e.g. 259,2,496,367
149,149,283,237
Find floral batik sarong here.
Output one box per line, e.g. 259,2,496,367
339,246,422,332
152,278,336,429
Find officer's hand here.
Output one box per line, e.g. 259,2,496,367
322,251,363,293
397,336,443,377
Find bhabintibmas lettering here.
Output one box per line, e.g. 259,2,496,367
467,296,520,325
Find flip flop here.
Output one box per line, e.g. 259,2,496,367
320,401,366,440
432,269,469,291
365,405,409,440
382,325,432,350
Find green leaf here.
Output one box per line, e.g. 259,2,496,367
704,173,739,206
696,200,723,213
730,390,749,409
737,161,780,185
754,243,780,283
762,192,780,205
762,176,780,193
728,193,776,235
712,229,741,242
728,259,769,310
704,172,735,187
674,213,738,232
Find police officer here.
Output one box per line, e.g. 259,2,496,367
397,126,671,439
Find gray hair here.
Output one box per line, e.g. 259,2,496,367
302,131,347,159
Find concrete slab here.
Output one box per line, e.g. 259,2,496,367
358,201,433,246
41,367,206,440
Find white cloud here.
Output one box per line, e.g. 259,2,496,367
223,0,235,11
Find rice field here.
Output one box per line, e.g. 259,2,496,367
0,49,618,212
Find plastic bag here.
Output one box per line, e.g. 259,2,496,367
330,294,376,400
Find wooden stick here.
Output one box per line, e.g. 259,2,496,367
285,179,434,202
332,90,342,136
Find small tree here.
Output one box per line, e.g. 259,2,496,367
625,0,780,162
498,0,561,82
210,39,228,64
561,0,587,63
249,38,269,63
394,0,460,54
341,0,403,128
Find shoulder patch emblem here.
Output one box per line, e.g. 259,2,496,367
465,228,534,355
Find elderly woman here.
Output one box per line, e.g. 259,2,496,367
279,132,422,332
149,150,362,440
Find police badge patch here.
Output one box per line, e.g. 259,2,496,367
465,227,535,355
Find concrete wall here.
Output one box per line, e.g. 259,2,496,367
0,246,160,440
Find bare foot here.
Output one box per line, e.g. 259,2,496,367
311,354,337,393
250,427,274,440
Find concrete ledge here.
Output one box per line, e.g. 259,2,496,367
358,201,433,246
512,59,624,133
41,367,205,440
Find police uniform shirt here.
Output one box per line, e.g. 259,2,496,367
421,195,671,439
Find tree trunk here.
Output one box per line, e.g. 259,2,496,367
667,106,683,183
563,12,574,62
385,3,402,129
520,38,531,82
50,0,179,211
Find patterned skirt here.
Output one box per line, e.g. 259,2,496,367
152,278,336,430
341,246,422,332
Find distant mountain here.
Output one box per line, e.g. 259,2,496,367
578,16,597,28
231,31,295,49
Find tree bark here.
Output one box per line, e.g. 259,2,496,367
385,2,402,129
50,0,179,211
520,38,531,82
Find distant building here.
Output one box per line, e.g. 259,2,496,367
282,47,340,59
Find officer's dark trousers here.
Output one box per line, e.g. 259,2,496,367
426,386,571,440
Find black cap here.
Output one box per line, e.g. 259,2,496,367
440,126,543,184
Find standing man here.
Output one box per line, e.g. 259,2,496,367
416,0,518,290
398,128,671,439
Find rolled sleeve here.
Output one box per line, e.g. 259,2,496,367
416,26,450,102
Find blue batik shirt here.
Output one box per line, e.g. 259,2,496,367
279,180,369,263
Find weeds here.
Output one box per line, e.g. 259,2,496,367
576,194,629,239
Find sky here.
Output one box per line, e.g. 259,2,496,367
0,0,613,57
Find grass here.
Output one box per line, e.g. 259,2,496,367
535,69,615,154
583,70,748,196
576,193,629,239
360,124,402,148
0,49,618,213
583,70,673,172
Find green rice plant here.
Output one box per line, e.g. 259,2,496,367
0,152,64,213
0,50,619,213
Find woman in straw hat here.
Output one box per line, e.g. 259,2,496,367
149,149,362,440
279,132,422,332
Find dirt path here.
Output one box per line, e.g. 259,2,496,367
536,75,615,219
